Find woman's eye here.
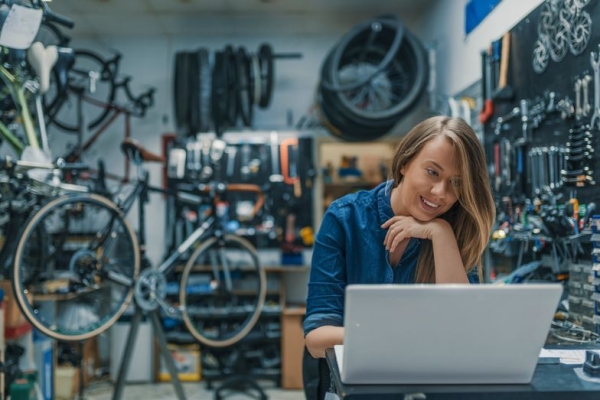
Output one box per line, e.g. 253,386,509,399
451,179,462,188
426,169,438,177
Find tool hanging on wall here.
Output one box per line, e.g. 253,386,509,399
493,32,515,102
479,48,494,123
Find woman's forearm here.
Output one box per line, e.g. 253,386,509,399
432,223,469,284
305,326,345,358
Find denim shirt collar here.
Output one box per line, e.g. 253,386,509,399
377,180,395,225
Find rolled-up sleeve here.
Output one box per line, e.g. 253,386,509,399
303,204,347,336
467,267,480,284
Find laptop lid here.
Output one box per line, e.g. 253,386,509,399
341,283,563,384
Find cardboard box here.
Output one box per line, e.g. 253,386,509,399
157,344,201,382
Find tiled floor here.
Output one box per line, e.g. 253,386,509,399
83,380,305,400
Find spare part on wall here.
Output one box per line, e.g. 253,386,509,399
533,0,593,73
550,18,570,62
173,43,299,137
532,36,550,74
318,15,428,141
569,11,592,56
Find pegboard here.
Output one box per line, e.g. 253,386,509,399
483,0,599,207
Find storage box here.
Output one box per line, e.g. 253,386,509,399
156,344,201,382
55,366,78,400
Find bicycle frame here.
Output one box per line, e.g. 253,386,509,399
0,62,41,154
104,155,263,309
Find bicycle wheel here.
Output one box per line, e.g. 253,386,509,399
13,193,139,341
46,50,116,133
180,234,266,348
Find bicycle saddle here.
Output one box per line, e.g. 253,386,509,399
121,138,165,164
27,42,58,94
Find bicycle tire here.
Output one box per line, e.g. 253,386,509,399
212,51,228,136
236,47,253,127
258,43,274,108
197,48,211,133
180,234,266,348
13,193,140,341
47,50,117,133
224,45,238,127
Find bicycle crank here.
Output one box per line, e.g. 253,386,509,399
134,269,167,311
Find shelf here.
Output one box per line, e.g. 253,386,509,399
282,307,306,316
31,285,103,301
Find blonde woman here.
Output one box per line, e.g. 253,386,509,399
304,116,496,360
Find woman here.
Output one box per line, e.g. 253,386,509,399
304,116,496,359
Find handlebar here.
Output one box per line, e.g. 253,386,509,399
40,1,74,29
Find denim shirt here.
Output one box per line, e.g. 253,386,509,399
303,181,479,336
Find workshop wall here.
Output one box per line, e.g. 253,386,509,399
46,16,427,266
44,3,543,267
416,0,544,96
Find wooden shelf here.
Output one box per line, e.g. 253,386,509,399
282,306,306,316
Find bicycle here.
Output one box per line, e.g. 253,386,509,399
0,0,74,157
10,137,267,349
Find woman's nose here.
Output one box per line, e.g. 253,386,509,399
431,180,447,198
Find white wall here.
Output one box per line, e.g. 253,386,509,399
415,0,544,97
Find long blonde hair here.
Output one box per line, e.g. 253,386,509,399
390,116,495,283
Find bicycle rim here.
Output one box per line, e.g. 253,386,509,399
180,235,266,348
48,50,116,133
13,194,139,341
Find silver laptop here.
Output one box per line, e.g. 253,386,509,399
339,283,563,384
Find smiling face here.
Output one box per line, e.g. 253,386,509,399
391,135,461,221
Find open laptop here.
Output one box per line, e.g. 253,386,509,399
337,283,563,384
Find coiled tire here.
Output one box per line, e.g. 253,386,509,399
318,16,428,141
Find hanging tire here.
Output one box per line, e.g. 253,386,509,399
318,15,428,141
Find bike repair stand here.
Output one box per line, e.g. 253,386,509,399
112,301,187,400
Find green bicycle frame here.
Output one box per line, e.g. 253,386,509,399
0,63,40,155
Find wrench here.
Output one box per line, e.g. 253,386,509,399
589,45,600,127
575,78,582,120
582,74,592,116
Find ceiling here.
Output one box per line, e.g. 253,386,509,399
46,0,436,37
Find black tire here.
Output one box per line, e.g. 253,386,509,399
197,48,211,133
224,46,238,127
180,234,266,348
236,47,253,127
212,51,228,136
174,51,191,137
318,20,428,141
326,27,427,121
188,51,200,136
13,194,140,341
258,43,274,108
47,50,117,133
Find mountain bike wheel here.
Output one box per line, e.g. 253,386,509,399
180,234,266,348
46,50,116,133
13,194,139,341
